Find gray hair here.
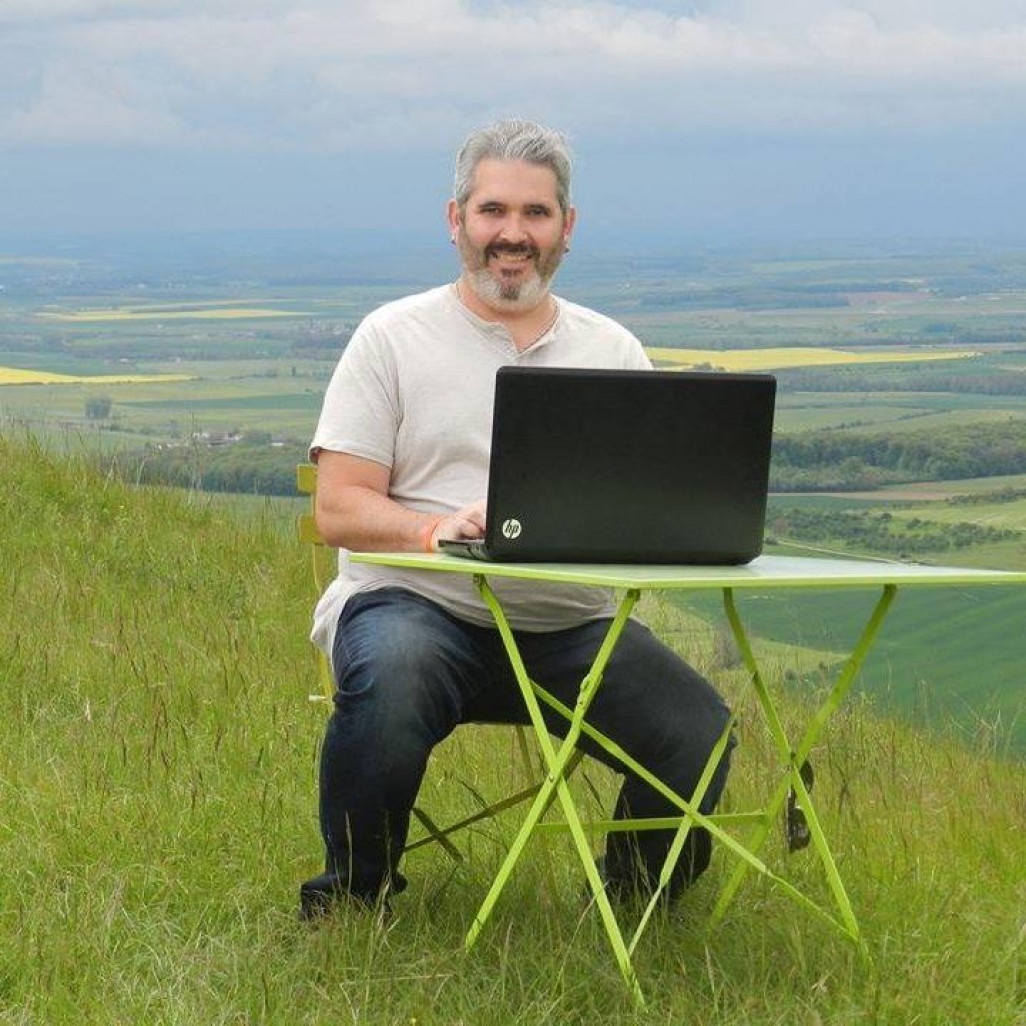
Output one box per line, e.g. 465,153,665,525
453,118,573,214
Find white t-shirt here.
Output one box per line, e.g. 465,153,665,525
308,284,651,654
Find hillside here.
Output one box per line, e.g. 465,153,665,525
1,434,1024,1025
674,581,1026,755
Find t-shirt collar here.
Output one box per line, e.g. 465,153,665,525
447,282,563,353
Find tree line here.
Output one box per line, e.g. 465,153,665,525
117,420,1026,499
122,440,308,496
767,508,1018,555
776,367,1026,395
770,421,1026,491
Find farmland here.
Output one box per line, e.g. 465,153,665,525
2,240,1025,482
3,235,1026,749
2,246,1024,451
647,345,978,371
0,366,193,385
38,305,312,322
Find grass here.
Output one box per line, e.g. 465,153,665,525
2,433,1025,1024
670,582,1026,752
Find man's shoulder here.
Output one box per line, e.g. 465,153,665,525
545,295,649,369
361,285,453,329
555,296,638,342
346,286,457,365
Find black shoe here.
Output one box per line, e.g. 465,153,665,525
785,760,815,853
299,873,392,923
582,857,649,906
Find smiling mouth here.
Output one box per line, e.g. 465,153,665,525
488,246,536,265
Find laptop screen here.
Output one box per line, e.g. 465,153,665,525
476,366,776,565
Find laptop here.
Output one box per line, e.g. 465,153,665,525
438,366,777,565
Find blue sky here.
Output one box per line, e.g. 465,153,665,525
2,1,1025,245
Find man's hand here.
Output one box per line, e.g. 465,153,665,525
430,499,487,551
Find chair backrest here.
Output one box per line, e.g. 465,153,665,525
298,462,336,592
296,462,323,544
296,463,334,703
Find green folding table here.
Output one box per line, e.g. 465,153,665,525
351,551,1026,1007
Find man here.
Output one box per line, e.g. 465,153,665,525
301,118,734,917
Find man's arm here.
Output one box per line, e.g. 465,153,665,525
314,449,485,552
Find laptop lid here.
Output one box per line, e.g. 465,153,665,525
479,366,776,564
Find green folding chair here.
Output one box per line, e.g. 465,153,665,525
296,463,583,862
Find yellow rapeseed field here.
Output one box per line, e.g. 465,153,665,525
644,346,979,371
0,367,194,385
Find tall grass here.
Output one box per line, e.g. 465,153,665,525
1,433,1024,1024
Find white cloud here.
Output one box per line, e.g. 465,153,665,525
3,66,189,145
712,0,1026,33
2,0,1025,149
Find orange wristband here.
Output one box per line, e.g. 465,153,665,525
420,516,443,553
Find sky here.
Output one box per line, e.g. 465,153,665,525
1,0,1025,247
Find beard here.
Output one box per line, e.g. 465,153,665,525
456,236,565,313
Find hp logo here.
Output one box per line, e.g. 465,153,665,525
501,518,523,540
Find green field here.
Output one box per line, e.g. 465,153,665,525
123,392,323,412
775,402,937,432
5,242,1026,1022
887,496,1026,531
826,406,1026,435
669,582,1026,753
39,305,312,322
792,407,1026,435
0,363,330,440
3,436,1026,1025
878,472,1026,496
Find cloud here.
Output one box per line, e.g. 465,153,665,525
2,0,1025,150
3,66,189,146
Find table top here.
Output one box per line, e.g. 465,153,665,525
349,551,1026,591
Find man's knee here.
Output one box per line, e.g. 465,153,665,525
330,591,471,737
602,621,735,776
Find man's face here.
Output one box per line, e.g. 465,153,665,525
448,158,576,314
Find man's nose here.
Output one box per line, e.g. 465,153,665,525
497,213,529,242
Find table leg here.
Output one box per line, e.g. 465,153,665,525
527,682,835,927
627,710,737,957
710,584,898,944
466,577,647,1007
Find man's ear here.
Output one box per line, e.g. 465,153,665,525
563,205,577,246
447,199,461,240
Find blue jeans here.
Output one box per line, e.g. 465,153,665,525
304,588,734,904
